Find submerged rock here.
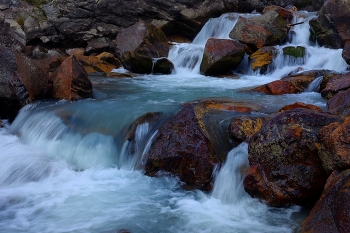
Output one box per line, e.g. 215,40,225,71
200,38,245,76
244,108,342,207
301,169,350,233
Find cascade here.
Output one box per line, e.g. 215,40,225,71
305,76,323,92
212,143,249,204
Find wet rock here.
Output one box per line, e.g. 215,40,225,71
301,169,350,233
309,0,350,49
262,5,294,20
252,70,333,95
152,58,174,74
326,88,350,117
122,52,153,74
278,102,322,112
342,41,350,65
321,72,350,99
318,116,350,174
49,55,93,100
244,108,342,207
228,116,268,145
249,46,277,73
200,38,245,76
229,7,290,51
145,99,251,191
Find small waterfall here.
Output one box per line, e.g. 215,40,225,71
288,11,317,45
305,76,323,92
119,123,158,170
212,143,249,205
168,13,246,74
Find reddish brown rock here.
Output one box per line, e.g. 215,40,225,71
96,52,122,68
200,38,245,76
252,70,334,95
309,0,350,49
252,80,298,95
49,55,93,100
145,104,217,191
262,5,294,20
75,54,117,74
318,116,350,173
321,72,350,99
301,169,350,233
244,108,342,207
229,8,290,51
279,102,323,112
327,88,350,117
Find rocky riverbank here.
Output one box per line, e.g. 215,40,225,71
1,0,350,232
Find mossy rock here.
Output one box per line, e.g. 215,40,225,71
283,46,306,58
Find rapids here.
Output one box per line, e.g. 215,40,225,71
0,11,348,233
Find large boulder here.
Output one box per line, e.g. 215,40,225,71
244,108,342,207
229,7,291,51
301,169,350,233
115,21,171,74
321,72,350,99
326,88,350,117
309,0,350,49
144,99,259,190
49,55,93,100
200,38,245,76
318,116,350,173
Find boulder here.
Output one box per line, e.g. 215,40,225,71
0,12,24,51
301,169,350,233
145,99,255,190
318,116,350,174
229,8,290,51
321,72,350,99
115,21,170,74
309,0,350,49
251,80,298,95
200,38,245,76
49,55,93,100
249,46,277,73
326,88,350,117
342,41,350,65
244,108,342,207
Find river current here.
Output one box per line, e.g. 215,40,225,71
0,11,348,233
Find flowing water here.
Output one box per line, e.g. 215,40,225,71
0,11,348,233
